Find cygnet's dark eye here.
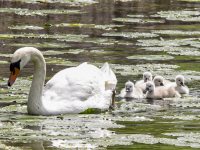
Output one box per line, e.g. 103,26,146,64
179,80,181,81
158,81,160,82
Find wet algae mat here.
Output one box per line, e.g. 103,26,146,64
1,0,200,149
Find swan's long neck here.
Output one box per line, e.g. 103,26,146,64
27,49,47,115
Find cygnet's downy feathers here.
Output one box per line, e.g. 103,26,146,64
166,75,189,94
135,72,152,93
120,81,143,98
145,81,181,99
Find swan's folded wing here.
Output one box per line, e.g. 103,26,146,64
101,62,117,90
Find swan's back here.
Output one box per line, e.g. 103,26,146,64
43,63,115,113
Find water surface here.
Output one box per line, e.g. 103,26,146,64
0,0,200,149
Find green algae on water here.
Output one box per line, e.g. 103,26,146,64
103,32,158,38
54,23,124,30
9,25,44,30
126,55,174,60
151,10,200,22
141,47,200,56
113,18,165,23
151,30,200,36
0,8,86,16
8,0,99,6
8,42,70,48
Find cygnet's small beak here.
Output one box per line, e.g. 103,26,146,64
144,88,149,92
145,78,149,82
160,83,164,86
8,67,20,87
126,88,130,92
180,82,184,86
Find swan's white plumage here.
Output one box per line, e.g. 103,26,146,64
101,62,117,90
9,47,117,115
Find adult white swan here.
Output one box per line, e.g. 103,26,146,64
8,47,117,115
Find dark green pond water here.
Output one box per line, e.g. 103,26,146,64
1,0,200,149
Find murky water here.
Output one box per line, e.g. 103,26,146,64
1,0,200,149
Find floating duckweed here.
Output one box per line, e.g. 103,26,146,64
107,63,180,76
0,8,28,13
90,50,109,54
0,33,89,40
113,101,161,114
42,49,85,55
162,115,200,120
65,49,85,54
151,30,200,36
163,132,200,148
94,25,124,30
8,0,99,6
114,0,140,1
83,38,118,45
55,23,124,30
113,18,165,23
142,47,200,56
127,15,145,17
8,25,44,30
126,55,174,60
20,9,86,16
102,32,159,38
131,134,200,148
137,38,198,47
152,10,200,22
0,60,8,64
1,104,27,113
8,42,70,48
45,57,80,66
42,50,66,55
0,8,86,16
55,23,95,27
170,101,200,108
180,0,200,1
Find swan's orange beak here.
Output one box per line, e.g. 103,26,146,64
8,67,19,87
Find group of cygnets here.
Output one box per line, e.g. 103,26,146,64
120,72,189,99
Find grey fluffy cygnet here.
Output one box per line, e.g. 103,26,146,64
153,75,171,87
145,81,181,99
120,81,143,98
135,72,152,93
166,75,189,94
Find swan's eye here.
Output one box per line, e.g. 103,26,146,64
10,59,21,72
158,81,160,82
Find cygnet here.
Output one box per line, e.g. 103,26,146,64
145,81,181,99
153,75,171,87
135,72,152,93
166,75,189,94
120,81,143,98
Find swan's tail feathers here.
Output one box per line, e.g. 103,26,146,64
101,62,117,90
